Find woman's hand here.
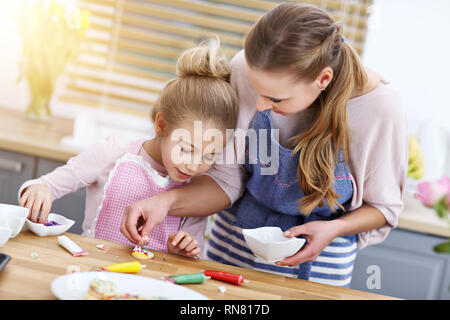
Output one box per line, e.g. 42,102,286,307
276,205,387,266
276,220,341,267
120,192,175,246
19,184,53,224
120,175,230,246
167,230,201,257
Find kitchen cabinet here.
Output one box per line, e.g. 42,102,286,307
35,158,85,235
0,149,35,205
351,228,450,299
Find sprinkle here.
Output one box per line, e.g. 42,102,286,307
96,244,105,250
31,252,39,259
45,220,59,226
218,286,226,294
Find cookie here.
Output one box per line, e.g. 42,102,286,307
131,246,154,260
88,278,116,300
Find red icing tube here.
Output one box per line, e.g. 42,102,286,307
202,270,248,285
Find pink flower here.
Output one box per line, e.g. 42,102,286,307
415,176,450,207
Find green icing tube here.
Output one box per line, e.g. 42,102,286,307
169,273,210,284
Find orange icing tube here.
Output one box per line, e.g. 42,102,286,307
100,261,145,273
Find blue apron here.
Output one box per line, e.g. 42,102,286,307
207,110,357,287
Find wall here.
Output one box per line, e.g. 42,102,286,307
362,0,450,135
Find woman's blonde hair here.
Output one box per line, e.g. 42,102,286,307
151,39,238,134
245,3,367,215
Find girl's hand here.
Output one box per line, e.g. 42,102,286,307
167,231,201,257
19,184,52,224
120,192,174,246
276,220,341,267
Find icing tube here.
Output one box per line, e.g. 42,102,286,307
100,262,144,273
166,273,210,284
202,270,248,285
57,235,88,257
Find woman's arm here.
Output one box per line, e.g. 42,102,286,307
331,204,388,236
169,175,232,216
120,175,233,245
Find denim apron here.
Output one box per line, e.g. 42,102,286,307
206,110,357,287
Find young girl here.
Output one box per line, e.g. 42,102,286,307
121,2,408,288
18,41,239,257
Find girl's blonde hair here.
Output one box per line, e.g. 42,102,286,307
151,39,238,134
245,3,367,215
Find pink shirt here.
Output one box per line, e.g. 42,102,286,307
18,138,207,248
203,50,408,249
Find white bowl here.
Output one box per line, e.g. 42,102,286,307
0,226,12,247
0,204,29,238
26,213,75,237
243,227,306,262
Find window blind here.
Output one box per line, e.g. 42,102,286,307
57,0,373,117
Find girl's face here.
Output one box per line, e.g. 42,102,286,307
159,117,226,182
246,65,333,116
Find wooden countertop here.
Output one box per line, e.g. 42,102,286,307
398,193,450,238
0,107,77,162
0,106,448,238
0,231,394,300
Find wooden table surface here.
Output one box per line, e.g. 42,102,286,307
0,231,396,300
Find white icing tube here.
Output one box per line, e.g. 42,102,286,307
57,235,88,257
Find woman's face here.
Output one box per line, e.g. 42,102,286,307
160,118,226,182
246,66,330,116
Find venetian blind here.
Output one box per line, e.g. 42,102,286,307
57,0,374,117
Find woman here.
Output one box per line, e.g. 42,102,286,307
120,3,408,288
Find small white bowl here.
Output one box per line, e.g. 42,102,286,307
0,203,29,238
26,213,75,237
243,226,306,262
0,226,12,247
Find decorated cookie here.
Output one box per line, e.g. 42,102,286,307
87,278,116,300
131,246,154,260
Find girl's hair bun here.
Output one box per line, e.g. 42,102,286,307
176,37,230,81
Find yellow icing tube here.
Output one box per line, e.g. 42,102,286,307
100,261,145,273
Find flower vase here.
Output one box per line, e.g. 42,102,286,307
25,89,53,122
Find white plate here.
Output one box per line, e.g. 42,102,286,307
51,272,209,300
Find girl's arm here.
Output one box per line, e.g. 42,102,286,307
18,137,128,222
19,137,128,200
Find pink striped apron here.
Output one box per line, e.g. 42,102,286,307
87,139,185,252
